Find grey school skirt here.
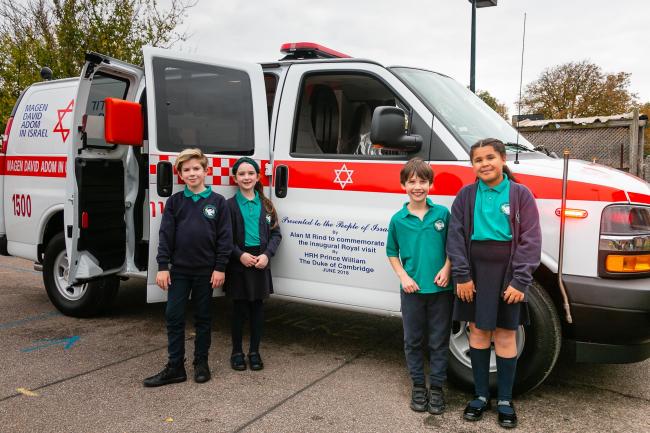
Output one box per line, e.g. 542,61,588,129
452,240,530,331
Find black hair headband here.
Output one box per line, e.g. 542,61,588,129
232,157,260,174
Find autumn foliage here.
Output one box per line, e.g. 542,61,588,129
520,60,637,119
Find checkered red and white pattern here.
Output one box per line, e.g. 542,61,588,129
149,154,268,187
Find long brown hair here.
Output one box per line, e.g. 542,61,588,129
469,138,518,183
255,180,279,229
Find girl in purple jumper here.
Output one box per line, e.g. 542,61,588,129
447,138,541,429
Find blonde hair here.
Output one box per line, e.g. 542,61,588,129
175,148,208,172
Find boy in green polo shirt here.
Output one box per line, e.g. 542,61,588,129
387,157,453,415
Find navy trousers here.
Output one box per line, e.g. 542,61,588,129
166,271,213,365
401,290,453,387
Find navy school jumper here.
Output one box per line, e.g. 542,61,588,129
225,196,282,276
446,181,542,295
157,190,233,274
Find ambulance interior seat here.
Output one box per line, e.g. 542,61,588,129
294,90,323,154
309,85,339,154
294,84,339,154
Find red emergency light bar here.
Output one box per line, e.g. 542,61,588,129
280,42,351,60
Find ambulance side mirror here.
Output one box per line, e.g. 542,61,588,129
104,98,144,146
370,106,422,152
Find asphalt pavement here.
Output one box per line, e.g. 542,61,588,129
0,256,648,433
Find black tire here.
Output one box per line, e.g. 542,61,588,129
42,233,120,318
447,281,562,395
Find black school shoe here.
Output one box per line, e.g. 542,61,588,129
193,359,211,383
230,353,247,371
463,396,491,421
410,385,428,412
497,400,518,429
248,352,264,371
427,386,446,415
143,362,187,387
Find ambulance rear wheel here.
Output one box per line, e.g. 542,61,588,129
43,233,119,317
447,281,562,395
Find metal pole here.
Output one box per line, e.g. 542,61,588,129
557,149,573,324
470,0,477,93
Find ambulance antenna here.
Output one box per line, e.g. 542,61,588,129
514,12,526,165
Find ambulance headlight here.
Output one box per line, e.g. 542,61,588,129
599,205,650,277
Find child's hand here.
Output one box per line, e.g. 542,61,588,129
400,275,420,293
456,280,475,302
503,285,525,304
255,254,269,269
240,253,257,267
434,266,450,287
156,270,171,290
211,271,225,289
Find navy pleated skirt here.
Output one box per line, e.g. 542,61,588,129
452,240,529,330
225,246,273,301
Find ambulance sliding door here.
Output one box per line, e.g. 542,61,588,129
143,47,270,302
66,54,144,284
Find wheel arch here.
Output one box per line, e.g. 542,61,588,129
37,206,64,263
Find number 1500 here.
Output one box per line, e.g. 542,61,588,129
12,194,31,217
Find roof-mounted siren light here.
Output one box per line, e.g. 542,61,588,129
280,42,351,60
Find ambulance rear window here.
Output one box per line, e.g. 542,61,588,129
152,58,254,155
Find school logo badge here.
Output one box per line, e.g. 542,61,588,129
203,204,217,219
501,203,511,216
434,219,445,232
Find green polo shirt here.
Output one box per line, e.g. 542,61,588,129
236,190,261,246
386,198,451,294
472,174,512,241
183,186,212,202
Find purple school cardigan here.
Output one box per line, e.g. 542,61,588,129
446,180,542,294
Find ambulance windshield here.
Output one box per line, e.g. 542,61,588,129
391,67,535,152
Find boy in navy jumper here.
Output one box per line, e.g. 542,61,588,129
144,148,232,387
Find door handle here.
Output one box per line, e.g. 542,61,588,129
157,161,173,197
274,165,288,198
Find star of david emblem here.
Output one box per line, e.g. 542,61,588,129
334,164,354,189
53,99,74,143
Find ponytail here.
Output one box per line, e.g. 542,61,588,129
254,181,279,229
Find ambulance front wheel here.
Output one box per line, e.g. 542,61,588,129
447,281,562,395
42,233,119,318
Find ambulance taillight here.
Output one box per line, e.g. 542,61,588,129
598,205,650,277
2,116,13,153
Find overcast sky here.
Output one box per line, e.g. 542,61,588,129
171,0,649,117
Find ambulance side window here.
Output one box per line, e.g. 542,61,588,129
85,72,129,148
264,73,278,127
152,58,254,155
291,72,408,159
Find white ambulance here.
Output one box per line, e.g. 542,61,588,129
1,44,648,394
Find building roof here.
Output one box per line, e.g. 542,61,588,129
516,113,647,128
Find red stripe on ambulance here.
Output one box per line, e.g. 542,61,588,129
273,160,629,202
1,155,67,178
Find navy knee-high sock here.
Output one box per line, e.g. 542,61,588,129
496,355,517,402
470,347,491,399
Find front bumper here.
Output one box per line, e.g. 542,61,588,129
562,274,650,363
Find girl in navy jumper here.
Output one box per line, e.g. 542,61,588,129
447,138,541,429
225,157,282,371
